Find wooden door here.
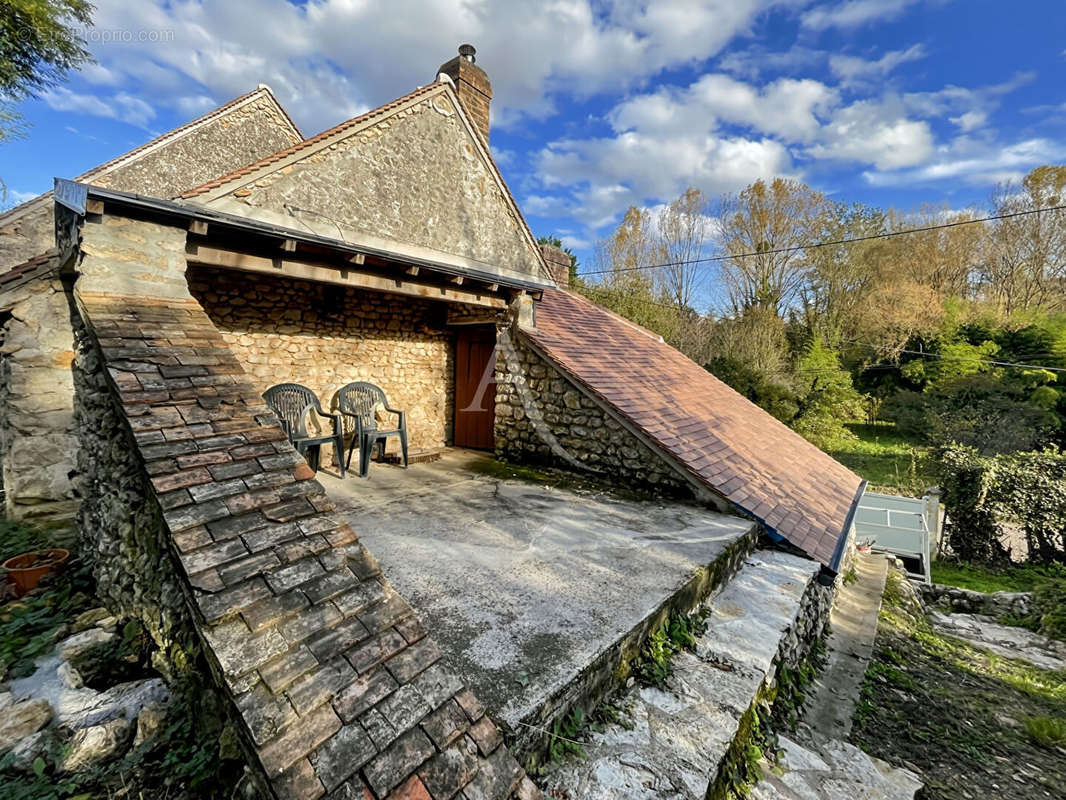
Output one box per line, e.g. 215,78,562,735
454,326,497,450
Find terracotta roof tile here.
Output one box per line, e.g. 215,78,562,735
526,288,862,568
0,249,60,292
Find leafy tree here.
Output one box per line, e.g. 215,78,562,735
888,375,1058,455
705,354,800,424
0,0,93,103
800,201,888,349
654,187,709,311
790,337,867,447
1,0,94,194
984,166,1066,313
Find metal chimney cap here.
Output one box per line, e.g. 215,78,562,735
458,44,476,62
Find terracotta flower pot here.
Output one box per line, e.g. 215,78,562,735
2,548,69,597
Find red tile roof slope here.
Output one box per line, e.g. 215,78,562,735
526,288,863,567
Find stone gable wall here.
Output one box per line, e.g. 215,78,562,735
0,93,299,272
90,95,299,201
494,330,693,498
70,212,538,800
188,266,459,455
209,89,547,284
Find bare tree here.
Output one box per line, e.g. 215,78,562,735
655,187,710,310
984,166,1066,313
716,178,829,316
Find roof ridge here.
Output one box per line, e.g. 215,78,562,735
180,83,441,199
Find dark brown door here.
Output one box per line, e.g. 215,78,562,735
454,326,497,450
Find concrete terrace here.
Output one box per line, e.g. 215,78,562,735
319,450,756,751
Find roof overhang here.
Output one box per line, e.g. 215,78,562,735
55,179,550,305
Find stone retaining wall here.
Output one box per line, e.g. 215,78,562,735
918,582,1032,618
494,331,692,497
189,267,458,455
70,211,537,800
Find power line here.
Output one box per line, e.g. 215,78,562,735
895,347,1066,373
838,337,1066,373
577,203,1066,278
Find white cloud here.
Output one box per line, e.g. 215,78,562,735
537,128,795,228
863,137,1066,187
717,45,828,80
8,189,40,204
807,98,934,169
609,74,838,144
43,87,156,127
531,65,954,230
801,0,925,30
828,44,927,84
949,110,987,133
77,0,788,135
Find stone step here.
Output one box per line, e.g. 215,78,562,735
752,734,921,800
538,550,825,799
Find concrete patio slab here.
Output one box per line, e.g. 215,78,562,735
319,450,755,743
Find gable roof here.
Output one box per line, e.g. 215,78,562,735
0,86,302,229
180,79,553,286
525,288,863,568
180,83,439,200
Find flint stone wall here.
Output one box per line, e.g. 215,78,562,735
0,90,302,520
494,331,692,497
0,277,79,519
71,298,206,681
189,266,459,455
205,88,547,285
918,583,1032,618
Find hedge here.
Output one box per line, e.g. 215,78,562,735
938,446,1066,565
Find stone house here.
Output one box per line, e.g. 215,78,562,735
0,46,864,800
0,85,302,520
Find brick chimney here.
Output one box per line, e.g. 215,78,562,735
539,243,571,289
438,44,492,143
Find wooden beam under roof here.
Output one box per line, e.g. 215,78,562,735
187,244,508,309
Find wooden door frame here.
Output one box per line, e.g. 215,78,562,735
453,325,498,450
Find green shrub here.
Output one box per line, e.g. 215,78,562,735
1028,579,1066,641
887,376,1057,456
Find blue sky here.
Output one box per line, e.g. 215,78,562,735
3,0,1065,272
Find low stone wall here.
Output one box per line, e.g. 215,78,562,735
72,305,195,668
774,567,834,673
0,276,79,520
918,583,1032,618
190,267,458,455
494,330,693,498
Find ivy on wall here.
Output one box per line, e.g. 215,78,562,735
938,446,1066,564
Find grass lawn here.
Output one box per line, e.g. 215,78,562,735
852,570,1066,800
826,421,933,494
930,561,1066,594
